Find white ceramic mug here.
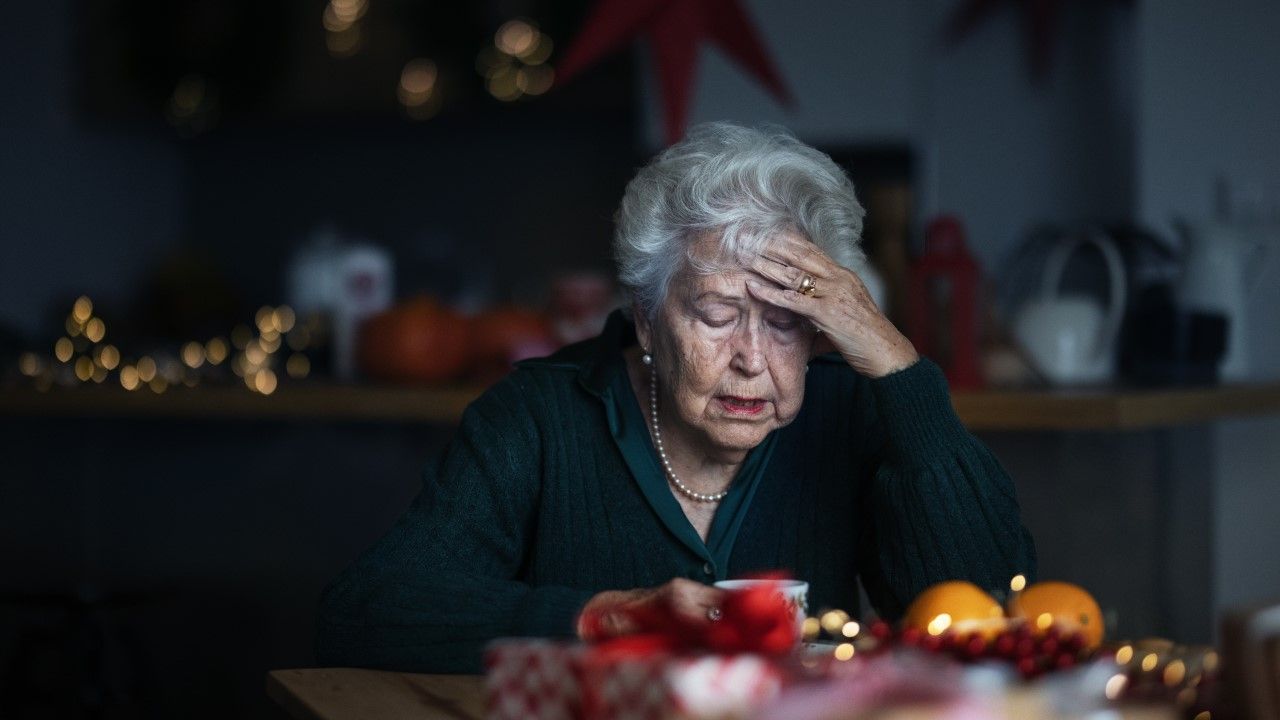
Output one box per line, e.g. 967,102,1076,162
713,579,810,638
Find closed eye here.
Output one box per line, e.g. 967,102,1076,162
766,311,802,331
697,303,738,327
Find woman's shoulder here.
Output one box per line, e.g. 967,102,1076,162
471,362,581,414
466,339,604,423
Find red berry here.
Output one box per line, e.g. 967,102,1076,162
1017,657,1038,679
871,622,892,640
921,634,944,652
1055,653,1076,670
1041,625,1061,641
966,636,987,658
1016,638,1036,657
1060,633,1085,652
900,627,922,645
995,635,1017,657
1039,638,1060,655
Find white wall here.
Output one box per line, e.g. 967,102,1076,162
1135,0,1280,620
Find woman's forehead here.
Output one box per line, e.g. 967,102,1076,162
681,270,751,300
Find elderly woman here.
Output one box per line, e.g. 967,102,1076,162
317,122,1035,672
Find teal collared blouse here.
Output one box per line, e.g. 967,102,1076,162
600,358,777,582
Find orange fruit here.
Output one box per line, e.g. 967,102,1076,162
1011,581,1104,649
903,581,1006,637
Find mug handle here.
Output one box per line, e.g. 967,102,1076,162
1039,230,1128,362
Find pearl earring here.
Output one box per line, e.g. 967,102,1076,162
641,352,653,366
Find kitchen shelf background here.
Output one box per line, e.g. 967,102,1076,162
4,381,1279,430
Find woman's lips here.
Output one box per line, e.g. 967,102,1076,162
717,396,767,415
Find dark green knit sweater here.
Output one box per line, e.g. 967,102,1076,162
316,313,1036,673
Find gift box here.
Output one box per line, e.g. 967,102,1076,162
488,578,798,719
486,640,585,720
485,640,785,720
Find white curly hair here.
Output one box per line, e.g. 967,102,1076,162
614,121,867,321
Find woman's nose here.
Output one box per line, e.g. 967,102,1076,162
729,326,767,376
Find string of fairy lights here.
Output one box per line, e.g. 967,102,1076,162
16,296,319,396
169,2,555,133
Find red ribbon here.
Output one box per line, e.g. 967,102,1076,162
579,576,798,658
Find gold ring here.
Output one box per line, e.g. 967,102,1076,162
798,275,818,296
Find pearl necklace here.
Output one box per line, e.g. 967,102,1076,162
648,363,730,503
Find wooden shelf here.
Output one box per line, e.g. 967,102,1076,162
0,383,481,424
952,382,1280,430
3,381,1280,431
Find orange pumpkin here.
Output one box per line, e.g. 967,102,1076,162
358,297,471,383
470,307,557,379
903,580,1007,637
1010,581,1105,649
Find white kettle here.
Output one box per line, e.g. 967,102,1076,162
1176,221,1268,381
1013,233,1128,385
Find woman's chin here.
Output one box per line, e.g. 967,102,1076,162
703,423,774,455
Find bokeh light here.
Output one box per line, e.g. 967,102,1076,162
820,610,848,634
259,333,282,354
182,341,206,369
1105,673,1127,700
206,337,229,365
244,341,267,366
495,20,538,57
97,344,120,370
72,296,93,324
84,318,106,343
398,59,441,120
74,357,94,382
120,365,140,391
927,613,952,636
19,353,42,377
137,356,158,383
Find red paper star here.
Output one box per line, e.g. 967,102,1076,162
557,0,793,144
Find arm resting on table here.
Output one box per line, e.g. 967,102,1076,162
316,376,593,673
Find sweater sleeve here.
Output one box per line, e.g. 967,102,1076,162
854,359,1037,620
315,373,594,673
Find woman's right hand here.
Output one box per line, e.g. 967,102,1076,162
576,578,725,641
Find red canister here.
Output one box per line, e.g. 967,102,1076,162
907,216,983,389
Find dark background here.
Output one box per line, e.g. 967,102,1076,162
2,0,1279,718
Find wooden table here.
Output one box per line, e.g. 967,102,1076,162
268,669,486,720
268,668,1178,720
